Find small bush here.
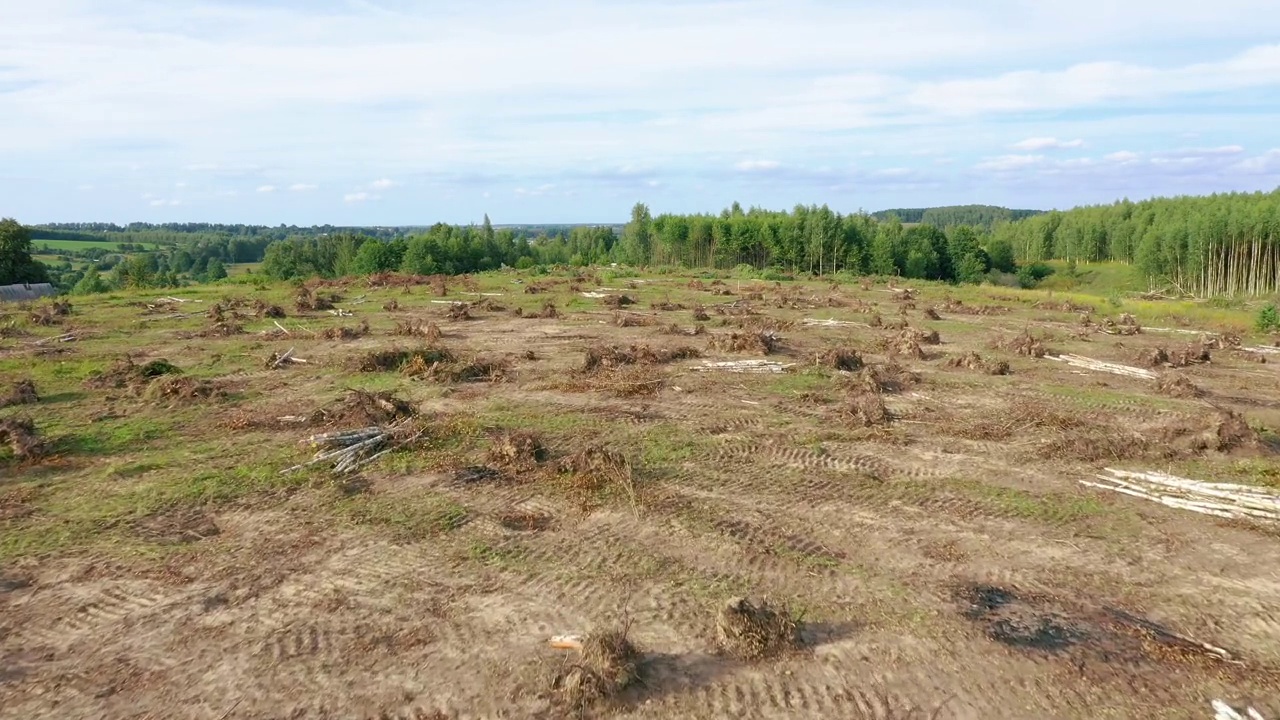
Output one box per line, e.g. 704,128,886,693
1256,304,1280,332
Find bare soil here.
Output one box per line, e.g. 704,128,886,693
3,274,1279,719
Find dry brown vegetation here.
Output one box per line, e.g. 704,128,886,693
393,317,442,341
0,379,38,408
708,330,781,355
945,351,1011,375
715,597,802,660
581,343,701,372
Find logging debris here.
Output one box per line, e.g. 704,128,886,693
0,379,38,408
1081,468,1279,524
708,330,781,355
550,625,642,705
0,418,46,462
715,597,802,660
581,344,700,372
946,352,1011,375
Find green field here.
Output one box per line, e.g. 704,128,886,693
32,239,160,252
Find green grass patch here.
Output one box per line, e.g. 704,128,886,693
336,492,469,540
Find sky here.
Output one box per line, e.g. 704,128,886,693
2,0,1280,225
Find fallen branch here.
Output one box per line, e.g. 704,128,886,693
693,359,794,374
1080,468,1280,523
1046,353,1157,380
1241,345,1280,355
273,320,290,336
280,426,395,475
327,308,354,317
802,318,871,328
269,347,309,368
32,333,77,345
1212,699,1267,720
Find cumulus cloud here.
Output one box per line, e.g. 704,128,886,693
343,191,379,203
370,178,397,190
256,185,276,193
289,183,318,191
1104,151,1140,163
1010,137,1085,151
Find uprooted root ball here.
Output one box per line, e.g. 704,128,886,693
715,597,801,660
558,446,636,503
582,344,701,372
393,318,442,341
0,418,46,462
312,389,416,427
356,347,455,373
946,352,1011,375
84,357,183,390
143,376,227,404
1156,374,1204,398
708,331,780,355
997,330,1048,358
487,429,549,472
814,348,864,372
321,320,370,340
0,379,39,408
843,390,890,426
554,628,642,705
854,363,919,394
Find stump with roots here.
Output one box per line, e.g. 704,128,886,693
715,597,800,660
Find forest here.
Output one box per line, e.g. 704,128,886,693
7,189,1279,298
990,189,1280,296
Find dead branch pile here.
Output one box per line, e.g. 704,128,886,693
601,294,636,309
425,355,513,383
923,307,941,320
940,299,1008,315
996,330,1048,358
692,305,710,321
1136,347,1171,367
265,347,309,369
143,376,227,404
514,300,559,319
854,363,919,394
252,300,286,318
0,418,46,462
694,359,793,374
0,379,38,408
382,299,399,311
613,311,660,327
85,357,182,390
711,287,735,296
687,278,706,290
945,352,1011,375
708,330,780,355
582,344,701,372
1034,299,1095,314
814,347,864,372
715,597,800,660
551,626,642,705
321,319,370,340
843,390,891,426
311,389,416,427
883,331,926,360
282,426,397,475
1157,373,1204,398
659,323,706,337
473,298,508,312
650,301,687,311
727,315,794,333
393,318,442,341
557,446,636,503
1082,468,1280,524
574,364,668,398
355,346,455,373
1101,313,1142,335
28,300,72,326
295,287,340,312
0,321,28,338
486,430,549,473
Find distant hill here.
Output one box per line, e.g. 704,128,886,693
870,205,1044,229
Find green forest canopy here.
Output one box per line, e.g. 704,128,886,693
17,188,1280,297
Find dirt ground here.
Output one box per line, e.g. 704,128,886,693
2,273,1279,719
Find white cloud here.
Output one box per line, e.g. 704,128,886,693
77,184,94,191
256,185,276,193
1232,149,1280,174
148,198,181,207
370,178,396,190
1010,137,1085,151
289,183,318,191
343,191,379,203
174,181,187,189
974,154,1044,171
1104,151,1140,163
735,160,781,172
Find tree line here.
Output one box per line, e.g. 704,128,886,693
992,189,1280,296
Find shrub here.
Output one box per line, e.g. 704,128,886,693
1256,304,1280,332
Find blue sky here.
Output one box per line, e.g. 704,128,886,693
2,0,1279,225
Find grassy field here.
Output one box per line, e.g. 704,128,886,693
31,238,161,252
2,269,1279,719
